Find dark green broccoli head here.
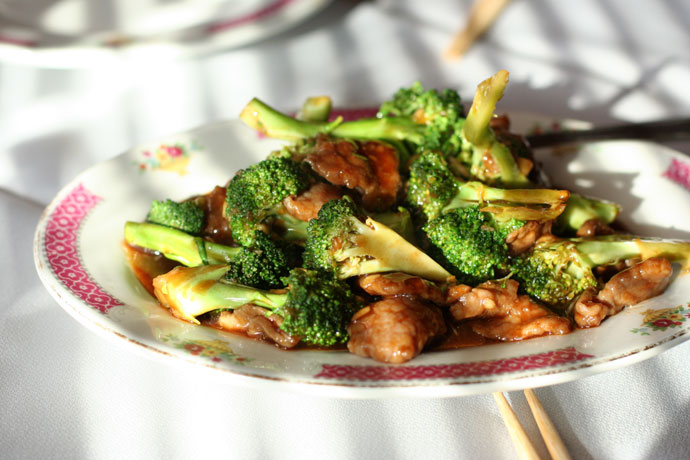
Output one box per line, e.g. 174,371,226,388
406,151,460,221
147,199,204,234
226,157,312,246
303,197,363,277
510,240,598,309
228,212,266,247
275,268,362,346
423,206,523,284
225,231,302,289
225,157,312,215
378,81,465,155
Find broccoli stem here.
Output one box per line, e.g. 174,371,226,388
154,265,287,324
555,193,620,234
124,221,241,266
274,213,309,242
463,70,509,146
240,98,337,140
575,235,690,270
444,181,570,222
240,98,425,143
296,96,332,122
461,70,530,187
330,117,425,143
373,207,417,243
483,142,531,187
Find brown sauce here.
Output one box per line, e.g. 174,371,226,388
201,185,234,245
122,242,179,295
433,321,492,350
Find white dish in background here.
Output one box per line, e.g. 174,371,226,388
0,0,329,67
34,112,690,398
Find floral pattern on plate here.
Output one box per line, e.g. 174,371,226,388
135,141,202,175
158,333,251,365
631,304,690,336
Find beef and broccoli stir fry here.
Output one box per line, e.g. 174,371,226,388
124,70,690,363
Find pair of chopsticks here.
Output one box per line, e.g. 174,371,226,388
493,390,572,460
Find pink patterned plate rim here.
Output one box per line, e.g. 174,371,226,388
33,114,690,398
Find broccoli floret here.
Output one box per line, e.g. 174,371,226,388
124,222,300,289
407,151,569,222
303,197,451,281
510,239,598,309
225,231,302,289
225,157,312,246
423,206,523,284
554,193,620,235
406,150,460,220
277,268,360,346
378,81,466,156
407,152,570,283
146,199,204,234
153,265,362,347
511,235,690,308
226,157,311,215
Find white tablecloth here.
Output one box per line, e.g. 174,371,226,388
2,1,690,459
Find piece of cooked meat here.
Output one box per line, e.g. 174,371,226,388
449,279,521,320
347,297,446,364
471,314,572,341
283,182,343,221
360,140,401,210
576,218,615,237
357,273,447,305
574,257,673,328
505,220,553,255
449,279,572,341
201,305,300,348
305,135,401,211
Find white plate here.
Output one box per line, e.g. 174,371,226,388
34,111,690,398
0,0,329,67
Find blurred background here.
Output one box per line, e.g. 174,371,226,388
3,0,689,204
2,1,690,459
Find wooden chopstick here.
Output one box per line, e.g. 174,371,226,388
494,390,572,460
444,0,512,60
524,389,573,460
493,392,542,460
